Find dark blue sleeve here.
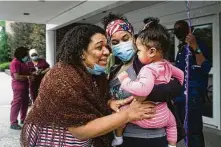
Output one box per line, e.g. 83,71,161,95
197,39,212,74
201,59,211,74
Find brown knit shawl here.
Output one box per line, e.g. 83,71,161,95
21,62,112,147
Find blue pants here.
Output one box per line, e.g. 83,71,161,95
175,92,205,147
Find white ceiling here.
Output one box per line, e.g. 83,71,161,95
78,1,163,25
0,1,84,24
50,1,163,30
0,1,163,30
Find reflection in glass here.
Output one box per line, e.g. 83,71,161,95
203,74,213,118
193,23,213,64
166,29,175,63
193,24,213,118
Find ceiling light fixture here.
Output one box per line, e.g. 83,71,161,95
23,13,30,16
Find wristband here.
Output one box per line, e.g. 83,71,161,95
195,48,202,54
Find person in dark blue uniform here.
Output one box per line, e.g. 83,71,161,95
174,20,212,147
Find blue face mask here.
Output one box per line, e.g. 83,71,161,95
87,64,106,75
112,40,135,62
31,56,39,61
21,56,29,63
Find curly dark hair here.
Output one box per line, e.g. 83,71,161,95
143,17,160,24
102,13,128,30
138,18,170,55
14,47,29,60
56,24,106,68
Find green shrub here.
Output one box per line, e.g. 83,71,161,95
0,62,10,71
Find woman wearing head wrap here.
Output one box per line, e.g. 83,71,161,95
103,13,184,147
27,49,50,103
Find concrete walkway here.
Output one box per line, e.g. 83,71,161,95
0,72,12,106
0,72,20,147
0,106,20,147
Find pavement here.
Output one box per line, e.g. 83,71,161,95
0,72,20,147
0,72,220,147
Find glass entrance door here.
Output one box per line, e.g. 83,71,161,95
164,15,220,129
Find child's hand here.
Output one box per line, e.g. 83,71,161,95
118,71,129,82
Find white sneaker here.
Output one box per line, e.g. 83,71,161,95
111,136,123,147
168,145,176,147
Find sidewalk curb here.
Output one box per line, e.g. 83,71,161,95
4,69,10,75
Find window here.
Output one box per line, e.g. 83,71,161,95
165,29,175,63
193,24,213,118
167,24,213,118
193,23,213,64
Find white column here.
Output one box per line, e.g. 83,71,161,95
46,30,56,67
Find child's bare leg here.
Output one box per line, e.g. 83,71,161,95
112,127,124,146
115,127,124,137
168,142,176,147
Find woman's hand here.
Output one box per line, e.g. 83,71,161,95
36,69,43,75
125,99,156,121
108,96,134,112
69,99,155,140
185,33,198,50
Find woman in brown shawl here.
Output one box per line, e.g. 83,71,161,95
20,24,156,147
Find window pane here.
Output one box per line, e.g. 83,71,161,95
193,24,213,118
165,29,175,63
203,74,213,118
193,23,213,64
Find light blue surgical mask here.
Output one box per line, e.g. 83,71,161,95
31,56,39,61
87,64,106,75
112,40,135,62
21,56,28,63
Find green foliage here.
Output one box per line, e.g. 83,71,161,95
7,22,46,58
0,20,10,62
30,24,46,56
0,62,10,71
0,21,5,27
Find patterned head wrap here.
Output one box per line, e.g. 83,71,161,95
106,19,133,38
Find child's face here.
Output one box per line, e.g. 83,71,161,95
136,38,157,64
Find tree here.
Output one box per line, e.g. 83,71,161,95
29,24,46,56
7,22,46,58
0,21,10,62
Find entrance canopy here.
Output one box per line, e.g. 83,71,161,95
0,1,161,30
